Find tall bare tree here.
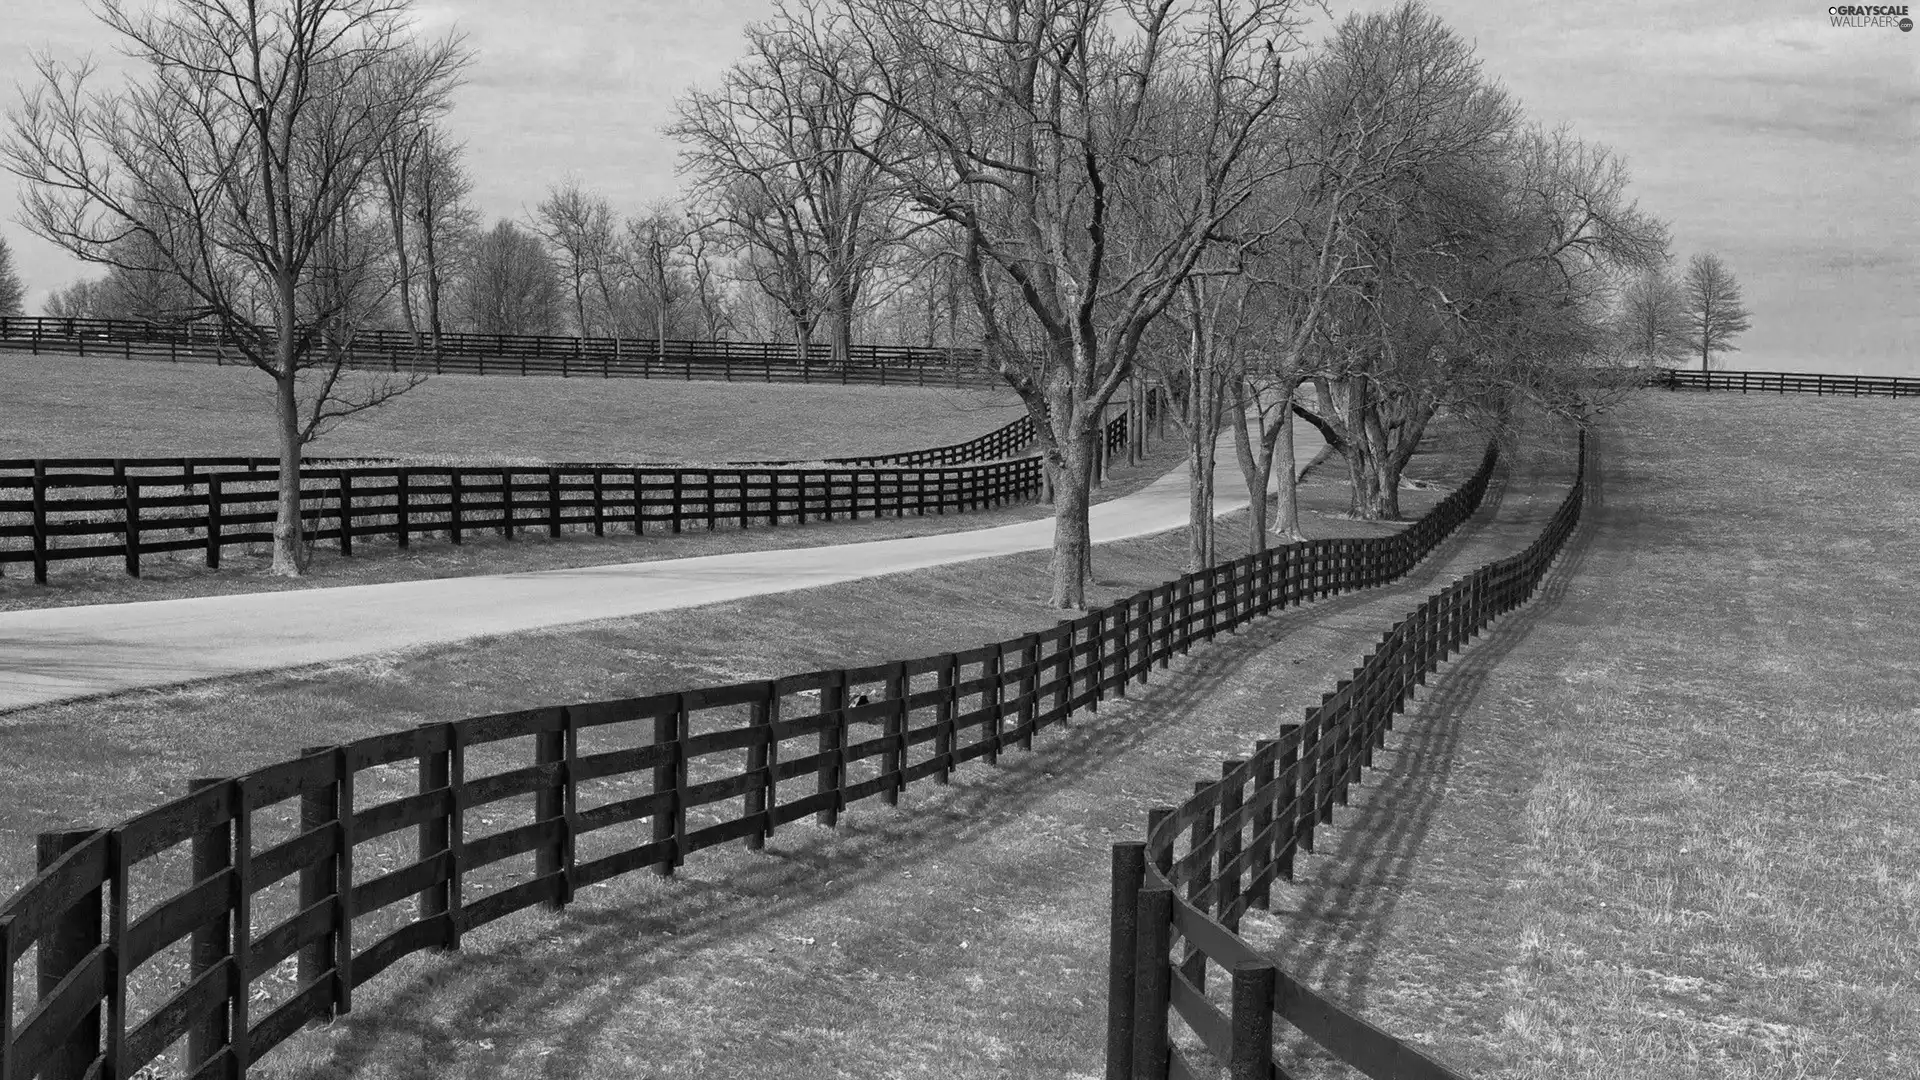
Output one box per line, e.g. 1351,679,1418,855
532,178,618,337
618,204,695,352
407,126,473,349
4,0,468,574
792,0,1311,607
672,15,912,368
1682,251,1752,372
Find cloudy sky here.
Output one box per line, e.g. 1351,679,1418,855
3,0,1914,375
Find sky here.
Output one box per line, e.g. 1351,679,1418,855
2,0,1914,376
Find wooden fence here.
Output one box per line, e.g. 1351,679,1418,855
0,413,1128,585
0,316,1001,388
1652,368,1920,398
0,436,1503,1080
1106,430,1589,1080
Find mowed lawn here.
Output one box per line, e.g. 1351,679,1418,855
1233,390,1920,1079
0,352,1019,462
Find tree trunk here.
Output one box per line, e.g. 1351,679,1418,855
387,195,418,343
1272,401,1302,541
1231,400,1267,554
420,219,445,352
1048,424,1095,609
270,283,306,576
828,282,855,370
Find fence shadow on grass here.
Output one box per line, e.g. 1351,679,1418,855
1256,439,1606,1025
274,479,1521,1079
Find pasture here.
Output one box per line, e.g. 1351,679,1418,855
0,351,1019,463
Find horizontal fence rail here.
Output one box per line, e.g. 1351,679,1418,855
1652,368,1920,398
0,413,1128,585
0,437,1503,1080
0,316,1003,388
1109,430,1590,1080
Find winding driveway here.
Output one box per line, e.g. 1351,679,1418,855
0,424,1323,712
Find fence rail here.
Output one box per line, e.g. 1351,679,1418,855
0,413,1129,584
0,435,1502,1080
0,316,1002,387
1107,430,1589,1080
1652,368,1920,397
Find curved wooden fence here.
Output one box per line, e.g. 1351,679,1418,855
0,438,1501,1080
0,413,1128,585
1651,368,1920,397
0,316,1001,388
1106,430,1589,1080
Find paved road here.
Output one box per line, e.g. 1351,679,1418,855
0,424,1323,712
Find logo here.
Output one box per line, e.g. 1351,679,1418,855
1828,4,1914,26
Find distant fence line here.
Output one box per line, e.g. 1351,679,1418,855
1107,430,1589,1080
1652,368,1920,398
0,435,1503,1080
0,414,1128,584
0,316,1003,388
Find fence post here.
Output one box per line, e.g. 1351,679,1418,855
416,722,463,950
205,475,223,569
338,471,353,556
184,778,231,1070
654,697,688,874
500,469,515,541
396,469,411,549
1106,842,1147,1080
817,675,847,827
1217,760,1246,932
1229,961,1278,1080
535,710,573,909
882,662,908,806
548,468,562,539
1130,883,1174,1080
746,685,778,850
935,654,957,784
297,746,340,1025
123,477,140,578
1183,780,1213,989
32,462,49,584
449,471,464,545
35,828,103,1080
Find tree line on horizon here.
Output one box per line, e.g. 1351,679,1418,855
1,0,1751,603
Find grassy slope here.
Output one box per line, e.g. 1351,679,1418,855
1232,392,1920,1079
0,352,1019,462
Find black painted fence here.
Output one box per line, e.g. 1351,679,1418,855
1107,430,1589,1080
0,438,1500,1080
0,316,1001,388
1652,368,1920,398
0,413,1128,584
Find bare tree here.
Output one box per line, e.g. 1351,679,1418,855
532,177,617,337
794,0,1311,607
618,204,696,352
4,0,468,574
0,235,23,316
1618,268,1689,367
673,16,913,367
43,278,107,318
1682,251,1752,372
407,126,473,349
457,219,563,335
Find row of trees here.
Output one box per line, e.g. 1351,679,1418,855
1,0,1746,605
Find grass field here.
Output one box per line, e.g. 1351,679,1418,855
0,352,1019,462
1231,391,1920,1079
